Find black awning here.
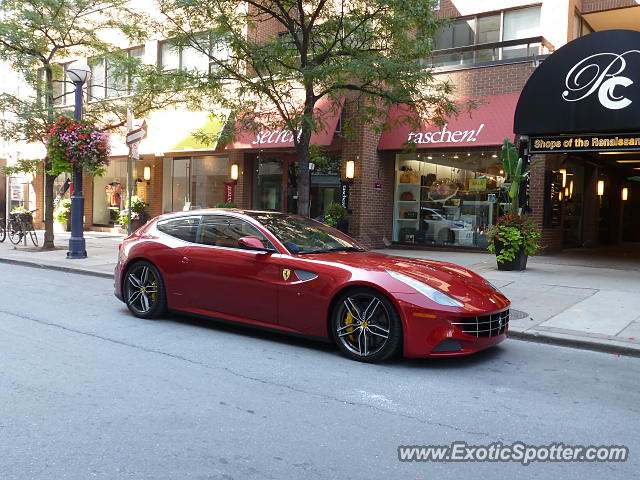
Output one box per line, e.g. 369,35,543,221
514,30,640,136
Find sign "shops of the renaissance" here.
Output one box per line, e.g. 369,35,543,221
529,133,640,154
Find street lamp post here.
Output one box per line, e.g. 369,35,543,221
66,60,91,259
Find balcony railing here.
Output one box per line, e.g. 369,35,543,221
428,36,555,70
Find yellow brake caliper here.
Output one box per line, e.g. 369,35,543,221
150,280,158,302
344,311,356,342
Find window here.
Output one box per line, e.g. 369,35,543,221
160,33,230,74
89,46,144,101
157,216,201,243
197,216,274,249
431,6,542,67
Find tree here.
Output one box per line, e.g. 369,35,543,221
0,0,192,249
157,0,456,216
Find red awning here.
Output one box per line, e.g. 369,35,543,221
378,93,519,150
226,97,344,150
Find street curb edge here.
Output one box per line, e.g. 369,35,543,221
0,257,113,280
508,330,640,358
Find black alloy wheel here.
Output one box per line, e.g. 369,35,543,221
124,261,166,319
331,288,402,363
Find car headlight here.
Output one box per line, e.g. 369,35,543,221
386,270,464,307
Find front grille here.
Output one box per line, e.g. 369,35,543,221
452,310,509,337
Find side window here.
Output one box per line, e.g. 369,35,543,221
157,216,201,242
198,216,274,250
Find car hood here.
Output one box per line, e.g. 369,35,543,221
307,251,509,312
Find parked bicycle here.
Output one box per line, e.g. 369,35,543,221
7,209,38,247
0,217,5,243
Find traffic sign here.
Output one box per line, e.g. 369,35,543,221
126,120,147,145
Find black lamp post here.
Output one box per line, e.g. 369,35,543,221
66,59,91,259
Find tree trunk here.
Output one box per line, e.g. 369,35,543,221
41,65,56,250
42,171,56,250
296,133,311,217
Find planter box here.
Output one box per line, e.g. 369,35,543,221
494,239,528,271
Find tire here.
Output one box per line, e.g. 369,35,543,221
330,288,402,363
8,221,22,245
123,260,167,319
0,220,5,243
29,229,38,247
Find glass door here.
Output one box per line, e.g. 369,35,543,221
253,156,284,210
172,158,190,211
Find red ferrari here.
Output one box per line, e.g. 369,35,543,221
114,209,510,362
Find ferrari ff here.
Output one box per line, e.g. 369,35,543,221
114,209,510,362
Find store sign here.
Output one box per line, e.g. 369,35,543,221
224,182,235,203
530,133,640,153
252,129,301,146
340,181,350,209
407,123,485,146
515,30,640,135
469,178,487,191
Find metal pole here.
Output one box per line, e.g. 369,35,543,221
67,80,87,259
126,109,133,235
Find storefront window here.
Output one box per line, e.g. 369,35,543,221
93,158,132,225
162,156,229,212
393,151,506,248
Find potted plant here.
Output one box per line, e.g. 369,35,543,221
486,139,542,270
214,201,237,208
487,213,541,270
118,196,148,231
54,198,72,231
324,202,348,233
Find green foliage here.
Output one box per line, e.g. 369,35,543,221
117,195,148,225
157,0,453,216
0,159,39,176
10,206,27,214
324,203,347,227
214,201,237,208
501,139,531,215
487,213,541,263
54,198,72,224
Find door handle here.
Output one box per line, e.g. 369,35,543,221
181,256,191,264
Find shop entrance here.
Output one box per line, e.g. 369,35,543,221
252,153,341,217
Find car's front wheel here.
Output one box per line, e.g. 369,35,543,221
123,260,166,319
331,288,402,362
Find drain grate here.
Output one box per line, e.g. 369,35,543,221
510,309,529,320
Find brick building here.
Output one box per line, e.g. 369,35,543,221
21,0,640,253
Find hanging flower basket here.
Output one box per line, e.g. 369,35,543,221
46,116,110,176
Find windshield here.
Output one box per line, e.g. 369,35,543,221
246,212,366,254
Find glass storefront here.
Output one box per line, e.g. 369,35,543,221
393,151,506,248
93,158,134,225
162,155,229,212
252,155,341,216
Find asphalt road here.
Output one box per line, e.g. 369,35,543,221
0,263,638,480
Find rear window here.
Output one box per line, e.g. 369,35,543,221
157,216,200,243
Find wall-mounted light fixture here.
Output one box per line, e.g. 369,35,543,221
569,180,574,198
597,180,605,196
345,160,355,180
622,187,629,201
143,166,151,182
230,163,239,182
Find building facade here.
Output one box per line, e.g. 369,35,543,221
12,0,640,253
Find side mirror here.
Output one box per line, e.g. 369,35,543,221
238,236,272,252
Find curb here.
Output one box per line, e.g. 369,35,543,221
508,330,640,358
0,257,113,279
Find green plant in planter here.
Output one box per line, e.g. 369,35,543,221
487,213,541,263
54,198,72,224
10,206,27,214
324,202,347,227
214,201,237,208
501,138,531,215
117,196,148,226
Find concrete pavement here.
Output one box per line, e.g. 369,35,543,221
1,230,639,356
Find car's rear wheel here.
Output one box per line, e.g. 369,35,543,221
124,260,166,319
331,288,402,362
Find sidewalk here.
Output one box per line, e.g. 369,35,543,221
2,231,639,357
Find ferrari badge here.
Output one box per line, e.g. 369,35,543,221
282,269,291,281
